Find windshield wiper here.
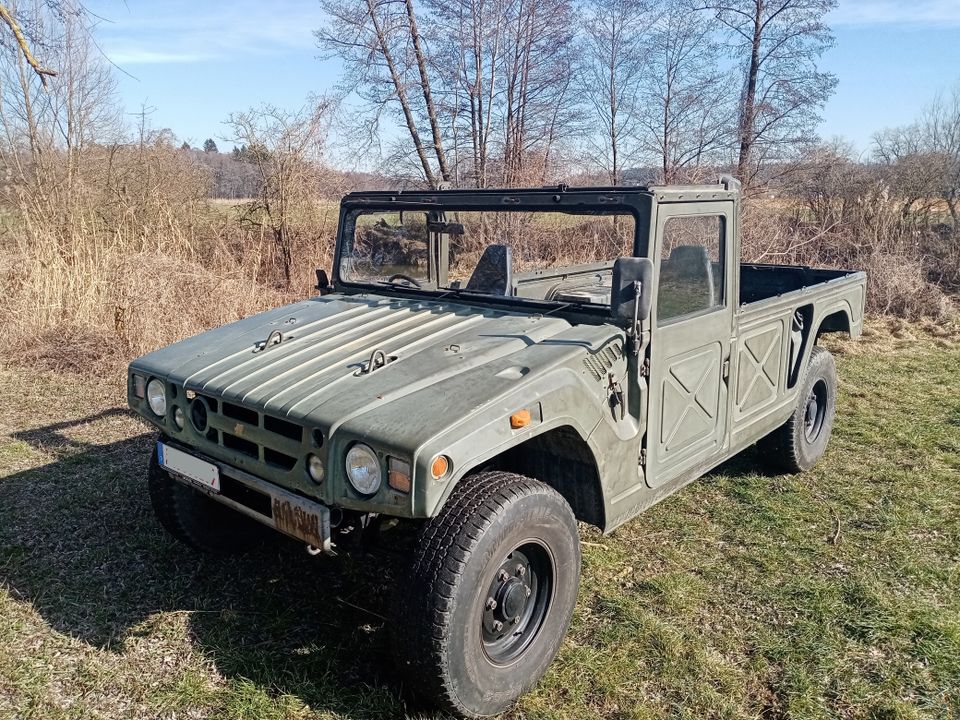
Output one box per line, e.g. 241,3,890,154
376,278,423,289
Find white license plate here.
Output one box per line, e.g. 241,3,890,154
158,442,220,492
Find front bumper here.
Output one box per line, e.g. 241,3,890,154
161,440,333,553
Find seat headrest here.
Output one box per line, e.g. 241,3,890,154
466,244,513,295
666,245,711,279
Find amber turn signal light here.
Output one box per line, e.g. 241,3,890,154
510,409,532,428
431,455,450,479
388,457,411,493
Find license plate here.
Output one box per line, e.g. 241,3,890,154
158,442,220,492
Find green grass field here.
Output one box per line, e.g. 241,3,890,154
0,321,958,719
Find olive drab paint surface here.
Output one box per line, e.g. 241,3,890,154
128,180,865,538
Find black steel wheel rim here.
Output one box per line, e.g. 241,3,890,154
480,540,554,665
804,378,827,442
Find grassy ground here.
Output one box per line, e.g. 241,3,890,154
0,320,958,719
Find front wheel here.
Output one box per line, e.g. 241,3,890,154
759,346,837,473
392,471,581,718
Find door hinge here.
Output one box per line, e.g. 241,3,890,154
639,357,650,378
639,449,647,467
722,359,730,380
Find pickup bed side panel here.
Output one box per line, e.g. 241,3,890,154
729,271,865,454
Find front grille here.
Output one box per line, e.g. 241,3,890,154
190,393,304,473
223,431,258,458
264,415,303,441
223,401,258,425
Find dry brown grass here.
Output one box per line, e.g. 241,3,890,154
0,141,338,373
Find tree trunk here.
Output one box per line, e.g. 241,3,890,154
404,0,451,183
364,0,437,188
737,0,763,184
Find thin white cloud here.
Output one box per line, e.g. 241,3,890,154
831,0,960,26
87,0,322,66
107,49,214,65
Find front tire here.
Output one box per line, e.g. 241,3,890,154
392,471,581,718
759,346,837,473
148,444,271,554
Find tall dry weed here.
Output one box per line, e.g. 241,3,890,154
0,139,337,372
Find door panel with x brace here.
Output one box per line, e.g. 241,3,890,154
658,343,723,455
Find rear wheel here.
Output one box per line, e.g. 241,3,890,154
148,443,271,554
392,471,581,718
759,346,837,473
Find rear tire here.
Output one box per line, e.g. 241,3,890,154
758,346,837,473
392,471,581,718
148,443,271,555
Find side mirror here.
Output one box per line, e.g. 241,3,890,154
315,268,332,295
611,257,653,321
611,257,654,355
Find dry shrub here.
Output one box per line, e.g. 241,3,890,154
0,136,338,373
864,253,955,320
741,144,959,322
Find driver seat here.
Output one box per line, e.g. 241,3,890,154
466,245,513,295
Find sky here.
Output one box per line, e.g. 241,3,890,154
83,0,960,159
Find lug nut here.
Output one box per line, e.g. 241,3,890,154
498,570,509,582
516,564,526,577
485,597,497,610
493,620,503,632
525,585,531,597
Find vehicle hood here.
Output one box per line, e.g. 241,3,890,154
132,293,615,436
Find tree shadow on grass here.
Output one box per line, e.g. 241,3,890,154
0,411,435,719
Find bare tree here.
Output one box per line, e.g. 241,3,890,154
578,0,651,185
706,0,837,187
639,0,734,183
0,0,120,234
921,84,960,227
226,98,338,287
0,1,57,85
424,0,506,188
874,82,960,228
499,0,578,186
316,0,450,188
873,124,946,224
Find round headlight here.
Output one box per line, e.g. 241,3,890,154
307,454,325,484
345,444,381,495
146,379,167,417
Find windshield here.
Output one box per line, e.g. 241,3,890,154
339,209,636,306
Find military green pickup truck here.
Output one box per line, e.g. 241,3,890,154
128,177,864,717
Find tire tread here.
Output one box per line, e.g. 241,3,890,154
393,471,576,717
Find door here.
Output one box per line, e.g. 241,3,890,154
644,202,734,488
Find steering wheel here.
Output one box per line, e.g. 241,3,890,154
387,273,423,288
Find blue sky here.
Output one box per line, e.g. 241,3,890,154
85,0,960,158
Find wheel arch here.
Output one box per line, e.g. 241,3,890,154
815,305,853,341
463,425,605,530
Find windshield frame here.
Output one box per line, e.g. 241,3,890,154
332,188,654,314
